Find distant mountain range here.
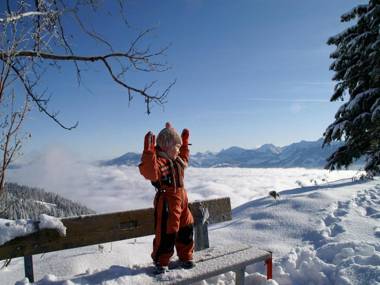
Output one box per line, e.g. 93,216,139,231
101,138,356,169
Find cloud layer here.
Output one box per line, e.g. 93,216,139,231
8,146,359,213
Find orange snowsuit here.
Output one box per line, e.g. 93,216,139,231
139,145,194,266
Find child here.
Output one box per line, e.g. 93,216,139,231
139,122,195,274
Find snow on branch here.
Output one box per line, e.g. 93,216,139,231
341,4,368,22
347,88,380,112
0,11,60,24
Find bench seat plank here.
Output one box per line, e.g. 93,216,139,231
154,244,271,285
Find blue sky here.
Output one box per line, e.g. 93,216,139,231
21,0,364,160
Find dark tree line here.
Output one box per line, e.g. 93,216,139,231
0,182,95,219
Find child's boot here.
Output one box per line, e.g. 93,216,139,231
154,261,169,274
180,260,195,269
154,264,169,275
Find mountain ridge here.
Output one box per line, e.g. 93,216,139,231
100,138,359,169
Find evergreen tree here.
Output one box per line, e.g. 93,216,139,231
323,0,380,174
0,183,95,220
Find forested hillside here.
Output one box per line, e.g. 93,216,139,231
0,183,95,220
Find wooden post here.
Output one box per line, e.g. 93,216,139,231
194,203,210,251
265,256,273,280
24,255,34,282
235,266,246,285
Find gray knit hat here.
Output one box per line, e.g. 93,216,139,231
156,122,182,150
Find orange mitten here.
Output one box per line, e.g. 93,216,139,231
144,131,156,152
181,129,190,146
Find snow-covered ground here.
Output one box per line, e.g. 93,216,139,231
2,166,379,284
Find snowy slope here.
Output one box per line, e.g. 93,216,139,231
211,179,380,284
1,167,379,285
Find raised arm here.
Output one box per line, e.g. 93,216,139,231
179,128,190,164
139,132,160,181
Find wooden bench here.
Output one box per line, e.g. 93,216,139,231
0,197,273,284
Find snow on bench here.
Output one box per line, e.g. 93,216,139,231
150,244,272,285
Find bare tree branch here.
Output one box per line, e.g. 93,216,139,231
0,50,166,65
11,64,78,130
0,91,29,193
0,0,175,194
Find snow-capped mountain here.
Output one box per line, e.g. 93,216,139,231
102,138,350,168
100,152,141,166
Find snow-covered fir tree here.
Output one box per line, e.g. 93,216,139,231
323,0,380,174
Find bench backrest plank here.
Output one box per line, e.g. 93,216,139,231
0,197,231,260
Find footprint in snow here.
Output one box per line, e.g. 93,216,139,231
365,206,379,217
370,213,380,219
324,214,340,227
320,202,347,239
374,227,380,238
334,201,351,217
334,208,349,217
353,188,380,218
330,223,346,237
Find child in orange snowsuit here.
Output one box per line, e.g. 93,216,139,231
139,122,195,272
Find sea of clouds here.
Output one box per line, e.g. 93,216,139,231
7,146,360,213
